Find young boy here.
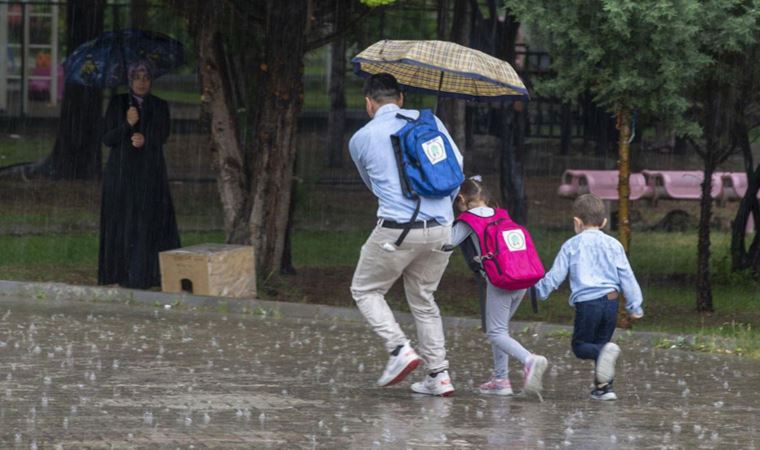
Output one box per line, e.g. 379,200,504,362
534,194,644,401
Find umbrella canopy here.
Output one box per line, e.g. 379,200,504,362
63,29,184,88
352,40,528,102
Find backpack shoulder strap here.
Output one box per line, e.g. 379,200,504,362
456,211,490,236
492,208,512,222
455,210,479,226
418,108,434,120
396,112,415,122
395,109,421,123
458,209,508,227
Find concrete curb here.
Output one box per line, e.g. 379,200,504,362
0,279,670,345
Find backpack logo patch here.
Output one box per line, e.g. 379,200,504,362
421,136,447,165
503,229,526,251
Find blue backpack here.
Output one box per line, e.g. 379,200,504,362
389,109,464,245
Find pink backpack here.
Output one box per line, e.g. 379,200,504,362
457,208,545,290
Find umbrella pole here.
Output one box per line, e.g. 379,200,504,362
434,70,444,114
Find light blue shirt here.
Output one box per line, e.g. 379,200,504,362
534,229,644,316
349,103,463,225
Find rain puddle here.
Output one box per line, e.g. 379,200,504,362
0,297,758,448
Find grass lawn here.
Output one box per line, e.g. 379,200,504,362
2,220,759,357
1,130,759,357
0,134,56,167
280,228,760,356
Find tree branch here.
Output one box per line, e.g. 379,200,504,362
305,7,373,51
226,0,266,24
688,137,707,159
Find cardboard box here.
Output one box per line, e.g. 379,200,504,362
159,244,256,298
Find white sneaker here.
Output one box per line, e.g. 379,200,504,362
523,354,548,393
376,342,422,387
596,343,621,385
411,370,455,397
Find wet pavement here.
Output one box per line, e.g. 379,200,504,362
0,295,758,449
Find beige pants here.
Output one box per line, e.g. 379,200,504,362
351,223,452,373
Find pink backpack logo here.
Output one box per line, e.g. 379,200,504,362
457,209,545,290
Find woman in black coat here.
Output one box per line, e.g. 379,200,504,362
98,61,180,289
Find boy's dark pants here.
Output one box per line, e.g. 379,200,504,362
571,296,618,362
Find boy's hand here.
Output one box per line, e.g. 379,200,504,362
629,311,644,320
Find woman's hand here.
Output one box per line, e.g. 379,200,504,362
126,106,139,127
131,132,145,148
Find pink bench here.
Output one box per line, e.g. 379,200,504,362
559,169,760,204
557,170,651,201
557,169,758,233
720,172,760,201
641,170,724,202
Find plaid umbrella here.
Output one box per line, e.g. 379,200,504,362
352,40,528,101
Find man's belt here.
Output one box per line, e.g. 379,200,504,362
381,220,442,229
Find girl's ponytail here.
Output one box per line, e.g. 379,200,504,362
460,176,499,209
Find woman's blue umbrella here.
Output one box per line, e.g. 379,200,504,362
63,29,184,88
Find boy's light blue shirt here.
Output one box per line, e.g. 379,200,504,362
349,103,463,225
534,229,644,316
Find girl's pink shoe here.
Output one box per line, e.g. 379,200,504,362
478,377,513,396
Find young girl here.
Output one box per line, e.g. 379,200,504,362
451,177,548,396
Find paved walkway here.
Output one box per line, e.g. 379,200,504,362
0,282,758,449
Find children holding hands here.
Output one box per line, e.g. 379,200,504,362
452,179,643,401
533,193,644,400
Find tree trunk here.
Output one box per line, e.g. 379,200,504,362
500,102,527,224
280,175,298,275
326,4,347,169
731,165,760,271
196,8,251,244
695,82,738,311
615,107,632,329
46,0,105,180
497,11,527,223
595,109,610,156
560,102,572,155
730,121,760,274
616,107,632,252
248,0,307,276
130,0,149,27
436,0,449,40
435,0,470,154
435,0,452,123
696,163,715,312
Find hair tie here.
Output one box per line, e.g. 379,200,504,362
469,175,482,182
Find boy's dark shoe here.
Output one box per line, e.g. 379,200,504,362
590,382,617,401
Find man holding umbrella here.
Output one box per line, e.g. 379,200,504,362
349,73,463,396
349,40,529,396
